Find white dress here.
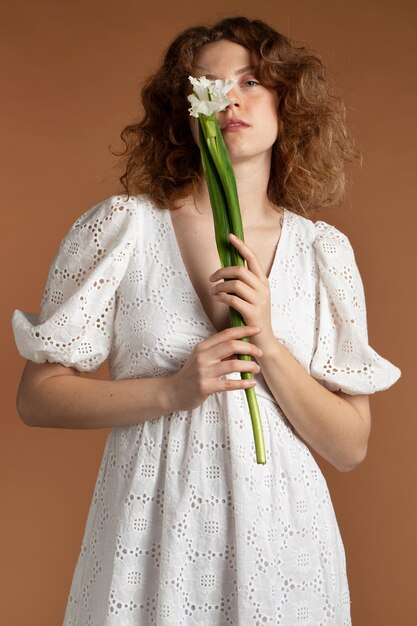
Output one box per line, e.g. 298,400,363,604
12,194,401,625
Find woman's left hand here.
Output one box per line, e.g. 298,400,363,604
209,233,274,345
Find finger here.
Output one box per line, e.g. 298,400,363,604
211,358,261,378
228,233,265,280
210,279,257,304
220,377,257,392
210,337,263,362
209,265,258,288
212,291,251,319
199,325,261,350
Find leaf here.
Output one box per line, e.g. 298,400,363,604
198,118,231,268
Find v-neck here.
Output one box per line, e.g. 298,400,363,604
166,206,288,334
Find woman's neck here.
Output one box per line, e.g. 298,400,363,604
193,152,277,225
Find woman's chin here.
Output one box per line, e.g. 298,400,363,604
223,142,249,162
226,144,273,168
227,150,256,166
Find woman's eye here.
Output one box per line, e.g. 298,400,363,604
244,80,260,87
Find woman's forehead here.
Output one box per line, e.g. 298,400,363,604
191,40,255,77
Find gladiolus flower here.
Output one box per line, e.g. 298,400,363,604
187,75,236,117
187,75,266,465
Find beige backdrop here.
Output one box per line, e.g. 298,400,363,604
2,0,415,624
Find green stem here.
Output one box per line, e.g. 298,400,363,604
197,113,266,465
198,118,231,268
245,386,266,464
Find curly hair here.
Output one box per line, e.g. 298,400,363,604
113,16,361,216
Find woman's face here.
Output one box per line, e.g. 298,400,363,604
189,40,279,165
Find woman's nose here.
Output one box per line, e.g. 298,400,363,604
226,87,240,108
226,98,240,110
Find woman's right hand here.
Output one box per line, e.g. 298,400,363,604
169,325,263,412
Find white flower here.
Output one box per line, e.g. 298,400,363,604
187,94,226,117
187,75,236,117
188,75,212,101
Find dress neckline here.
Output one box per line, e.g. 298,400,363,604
165,206,288,334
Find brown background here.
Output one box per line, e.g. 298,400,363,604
2,0,416,624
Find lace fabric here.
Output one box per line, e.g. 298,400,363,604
11,194,401,625
310,221,401,394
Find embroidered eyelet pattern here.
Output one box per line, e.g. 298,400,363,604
11,194,400,625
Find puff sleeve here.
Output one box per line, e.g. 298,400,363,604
309,221,401,394
12,195,138,372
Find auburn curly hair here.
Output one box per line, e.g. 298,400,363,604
113,16,361,216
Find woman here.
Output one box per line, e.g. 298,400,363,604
12,16,401,625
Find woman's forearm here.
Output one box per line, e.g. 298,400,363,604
18,370,179,429
256,333,370,472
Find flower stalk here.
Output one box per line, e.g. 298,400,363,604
188,76,266,464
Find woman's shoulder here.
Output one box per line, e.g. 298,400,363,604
67,193,168,239
283,207,316,247
73,194,139,227
285,208,353,251
69,196,147,272
50,195,148,269
312,218,357,266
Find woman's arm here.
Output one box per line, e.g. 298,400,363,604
209,232,371,473
256,334,371,472
16,325,263,429
17,360,178,429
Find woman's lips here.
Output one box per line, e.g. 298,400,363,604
221,120,249,132
222,124,249,133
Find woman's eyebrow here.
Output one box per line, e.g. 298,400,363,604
193,64,256,78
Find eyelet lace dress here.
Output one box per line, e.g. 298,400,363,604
12,195,401,625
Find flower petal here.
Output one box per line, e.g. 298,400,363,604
188,75,210,100
210,78,236,99
188,75,237,117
